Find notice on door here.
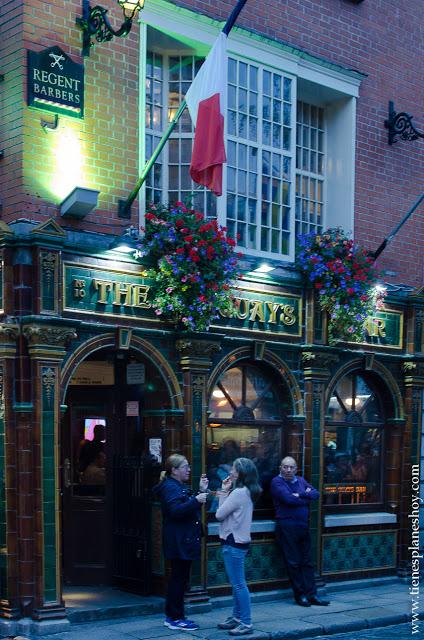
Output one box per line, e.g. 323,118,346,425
149,438,162,463
126,401,139,417
126,363,145,385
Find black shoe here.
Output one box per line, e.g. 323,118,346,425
295,595,311,607
308,596,330,606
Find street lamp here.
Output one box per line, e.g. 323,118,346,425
77,0,145,56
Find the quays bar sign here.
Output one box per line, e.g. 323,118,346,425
27,46,84,118
63,264,402,345
63,264,302,337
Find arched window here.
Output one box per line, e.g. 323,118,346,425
207,362,289,516
324,372,385,509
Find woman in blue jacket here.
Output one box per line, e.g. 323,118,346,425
154,453,208,631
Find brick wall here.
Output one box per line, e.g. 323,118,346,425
174,0,424,287
0,0,423,285
0,0,140,235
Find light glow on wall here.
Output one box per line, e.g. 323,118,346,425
52,129,84,200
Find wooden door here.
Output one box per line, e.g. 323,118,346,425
62,390,113,585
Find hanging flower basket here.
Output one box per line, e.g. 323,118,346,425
134,203,240,332
296,227,386,344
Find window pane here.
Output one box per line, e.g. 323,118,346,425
323,427,382,505
207,364,285,514
295,100,325,236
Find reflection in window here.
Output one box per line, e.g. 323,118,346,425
208,363,286,514
324,373,384,507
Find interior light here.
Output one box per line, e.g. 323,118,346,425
212,389,225,398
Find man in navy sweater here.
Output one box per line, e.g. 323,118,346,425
271,456,329,607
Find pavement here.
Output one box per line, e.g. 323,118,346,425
1,576,423,639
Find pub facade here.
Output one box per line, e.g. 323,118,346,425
0,0,423,633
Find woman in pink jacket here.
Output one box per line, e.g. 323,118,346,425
215,457,262,637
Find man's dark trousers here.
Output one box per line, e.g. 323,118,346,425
275,520,317,599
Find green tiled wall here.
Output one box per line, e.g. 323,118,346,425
0,365,6,599
322,531,397,574
207,541,286,587
41,366,58,602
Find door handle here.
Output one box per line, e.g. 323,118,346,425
63,458,72,489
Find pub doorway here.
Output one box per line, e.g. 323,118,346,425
61,347,171,592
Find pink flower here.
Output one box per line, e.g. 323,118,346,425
166,287,173,294
155,309,163,315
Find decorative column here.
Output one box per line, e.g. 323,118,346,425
397,361,423,577
175,335,222,601
0,324,20,623
21,323,76,623
301,350,339,582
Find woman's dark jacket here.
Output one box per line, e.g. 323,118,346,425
153,477,202,560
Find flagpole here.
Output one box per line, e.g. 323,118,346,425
372,191,424,261
119,0,248,218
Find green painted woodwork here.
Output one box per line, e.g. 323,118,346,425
0,254,3,312
63,263,156,321
40,251,58,314
41,366,58,602
214,289,302,337
0,365,6,599
360,310,403,348
322,531,397,574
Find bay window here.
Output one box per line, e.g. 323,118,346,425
141,11,361,260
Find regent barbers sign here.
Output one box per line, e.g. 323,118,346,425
27,46,84,118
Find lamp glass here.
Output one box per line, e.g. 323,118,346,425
118,0,145,19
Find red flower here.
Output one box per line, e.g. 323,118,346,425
184,235,194,243
175,219,184,227
145,212,156,220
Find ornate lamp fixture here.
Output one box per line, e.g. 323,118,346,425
77,0,145,56
384,100,424,145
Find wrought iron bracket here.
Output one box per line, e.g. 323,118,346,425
384,100,424,145
76,1,132,56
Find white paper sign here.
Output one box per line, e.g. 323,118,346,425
126,363,145,385
126,401,139,417
149,438,162,463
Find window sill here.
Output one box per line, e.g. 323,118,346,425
208,520,276,536
324,512,397,528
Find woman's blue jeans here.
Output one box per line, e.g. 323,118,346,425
222,545,251,625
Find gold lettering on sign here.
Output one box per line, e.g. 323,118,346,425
280,304,296,326
365,317,386,338
72,279,86,298
266,302,281,324
93,279,113,304
219,296,298,328
133,285,150,308
112,282,132,306
236,298,250,320
249,301,265,323
89,278,151,308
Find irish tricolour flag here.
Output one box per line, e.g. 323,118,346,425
185,32,227,197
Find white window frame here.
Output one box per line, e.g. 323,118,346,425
138,0,363,262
